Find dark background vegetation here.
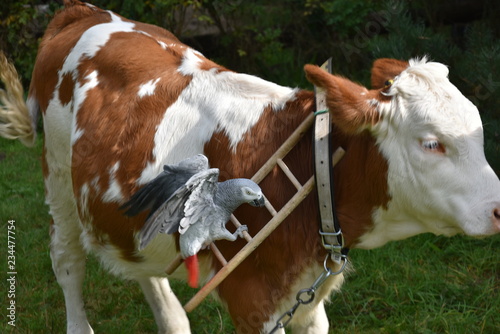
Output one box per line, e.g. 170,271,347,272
1,0,499,173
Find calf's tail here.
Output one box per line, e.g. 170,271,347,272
0,51,36,147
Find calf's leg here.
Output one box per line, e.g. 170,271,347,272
137,276,191,334
48,191,93,334
290,300,329,334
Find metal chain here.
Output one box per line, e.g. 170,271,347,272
268,255,348,333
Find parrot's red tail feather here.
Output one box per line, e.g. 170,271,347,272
184,255,199,288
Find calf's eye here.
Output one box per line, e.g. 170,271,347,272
423,140,438,150
421,139,445,153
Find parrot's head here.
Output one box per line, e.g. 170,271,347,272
241,183,265,207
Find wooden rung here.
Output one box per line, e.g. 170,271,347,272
263,194,278,216
210,243,228,266
165,254,183,275
332,146,345,166
276,159,302,191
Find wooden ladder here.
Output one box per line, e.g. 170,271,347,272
165,63,344,312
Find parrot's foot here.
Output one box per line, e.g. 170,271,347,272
234,225,248,238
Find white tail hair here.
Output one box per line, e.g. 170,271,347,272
0,51,36,147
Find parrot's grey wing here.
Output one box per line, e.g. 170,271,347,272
137,188,191,250
178,168,220,235
121,154,209,217
137,167,219,250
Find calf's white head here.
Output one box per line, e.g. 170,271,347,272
305,57,500,249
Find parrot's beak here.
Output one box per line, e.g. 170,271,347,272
250,195,265,207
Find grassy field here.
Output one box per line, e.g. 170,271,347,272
1,136,499,334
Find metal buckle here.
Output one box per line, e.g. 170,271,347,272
319,229,345,263
319,229,343,250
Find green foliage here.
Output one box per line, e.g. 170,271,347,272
366,2,500,118
306,0,379,37
454,23,500,117
0,0,58,88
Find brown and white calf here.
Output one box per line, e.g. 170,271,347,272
1,1,499,333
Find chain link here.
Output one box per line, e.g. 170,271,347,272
268,255,348,333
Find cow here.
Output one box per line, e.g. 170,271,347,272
1,1,499,333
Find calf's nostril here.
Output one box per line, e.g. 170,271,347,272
495,208,500,220
493,208,500,231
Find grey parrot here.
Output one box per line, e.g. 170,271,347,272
121,154,265,286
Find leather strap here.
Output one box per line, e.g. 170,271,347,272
313,58,347,263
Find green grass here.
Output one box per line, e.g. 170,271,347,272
335,236,499,333
1,136,499,333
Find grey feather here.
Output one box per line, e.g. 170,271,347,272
124,154,265,256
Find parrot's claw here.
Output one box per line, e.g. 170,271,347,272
235,225,248,238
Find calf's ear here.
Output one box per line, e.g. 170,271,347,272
304,64,380,134
371,58,408,89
